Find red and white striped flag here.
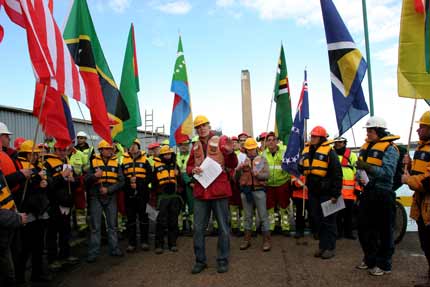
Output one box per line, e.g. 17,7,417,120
2,0,112,143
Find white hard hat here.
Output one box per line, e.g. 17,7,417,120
76,131,88,138
363,116,387,129
0,122,12,135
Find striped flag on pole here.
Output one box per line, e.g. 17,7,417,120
2,0,112,143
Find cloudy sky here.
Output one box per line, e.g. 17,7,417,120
0,0,427,146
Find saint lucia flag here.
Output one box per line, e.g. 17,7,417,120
321,0,369,136
169,36,193,146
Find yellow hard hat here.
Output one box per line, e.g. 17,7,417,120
243,138,258,150
161,139,170,146
193,115,209,128
98,140,113,150
159,145,174,155
132,139,141,148
19,140,41,153
417,111,430,126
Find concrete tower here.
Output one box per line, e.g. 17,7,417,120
241,70,253,137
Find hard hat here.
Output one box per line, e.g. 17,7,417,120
132,139,141,148
148,142,160,150
14,137,26,150
243,138,258,150
19,140,41,153
363,116,387,129
416,111,430,126
0,122,12,135
310,126,328,137
333,136,347,143
238,132,250,139
76,131,88,138
191,136,199,143
159,145,174,155
265,131,277,139
177,136,190,145
231,136,238,141
38,143,49,150
193,115,209,128
98,140,113,150
161,139,170,146
257,132,268,142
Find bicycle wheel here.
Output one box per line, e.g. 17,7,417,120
394,200,407,244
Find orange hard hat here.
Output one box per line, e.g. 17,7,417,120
14,137,26,150
310,126,328,137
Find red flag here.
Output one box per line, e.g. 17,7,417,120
3,0,112,143
415,0,425,13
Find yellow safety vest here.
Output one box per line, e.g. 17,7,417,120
122,152,149,179
91,155,119,184
359,135,400,167
302,141,332,177
0,172,16,210
411,140,430,175
154,159,176,187
45,154,65,177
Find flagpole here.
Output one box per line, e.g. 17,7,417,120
407,99,418,151
76,102,96,148
22,84,49,209
362,0,374,116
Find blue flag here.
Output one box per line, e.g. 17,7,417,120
321,0,369,136
282,70,309,177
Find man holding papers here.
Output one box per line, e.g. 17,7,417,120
186,115,238,274
298,126,342,260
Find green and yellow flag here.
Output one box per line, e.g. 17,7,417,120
274,44,293,144
63,0,129,138
114,23,142,148
398,0,430,99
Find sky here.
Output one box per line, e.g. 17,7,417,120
0,0,428,147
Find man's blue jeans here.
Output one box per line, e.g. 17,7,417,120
193,198,230,266
88,194,121,258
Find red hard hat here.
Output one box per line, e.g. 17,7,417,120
231,136,238,141
148,142,160,150
238,132,249,138
14,137,26,150
310,126,328,137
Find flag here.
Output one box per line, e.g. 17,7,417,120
320,0,369,136
169,36,193,146
398,0,430,99
282,70,309,177
274,44,293,145
63,0,129,139
113,23,141,148
3,0,112,144
0,0,4,44
34,84,75,147
2,0,93,145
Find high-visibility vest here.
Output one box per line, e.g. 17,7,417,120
359,135,400,167
302,141,332,177
154,158,176,187
177,153,190,173
122,152,149,179
411,140,430,175
0,169,16,210
45,154,65,177
291,175,308,199
91,155,119,184
263,145,290,187
338,149,358,200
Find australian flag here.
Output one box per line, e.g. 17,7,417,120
282,70,309,177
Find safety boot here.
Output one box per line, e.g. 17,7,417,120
262,232,272,252
240,231,252,250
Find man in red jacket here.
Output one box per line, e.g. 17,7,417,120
187,115,238,274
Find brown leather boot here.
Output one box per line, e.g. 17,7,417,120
262,232,271,252
240,231,252,250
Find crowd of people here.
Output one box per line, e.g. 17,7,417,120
0,112,429,287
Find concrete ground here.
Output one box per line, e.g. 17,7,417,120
44,232,428,287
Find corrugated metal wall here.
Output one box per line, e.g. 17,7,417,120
0,105,168,149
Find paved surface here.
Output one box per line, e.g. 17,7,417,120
48,232,428,287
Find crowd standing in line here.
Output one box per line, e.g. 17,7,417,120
0,112,429,287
